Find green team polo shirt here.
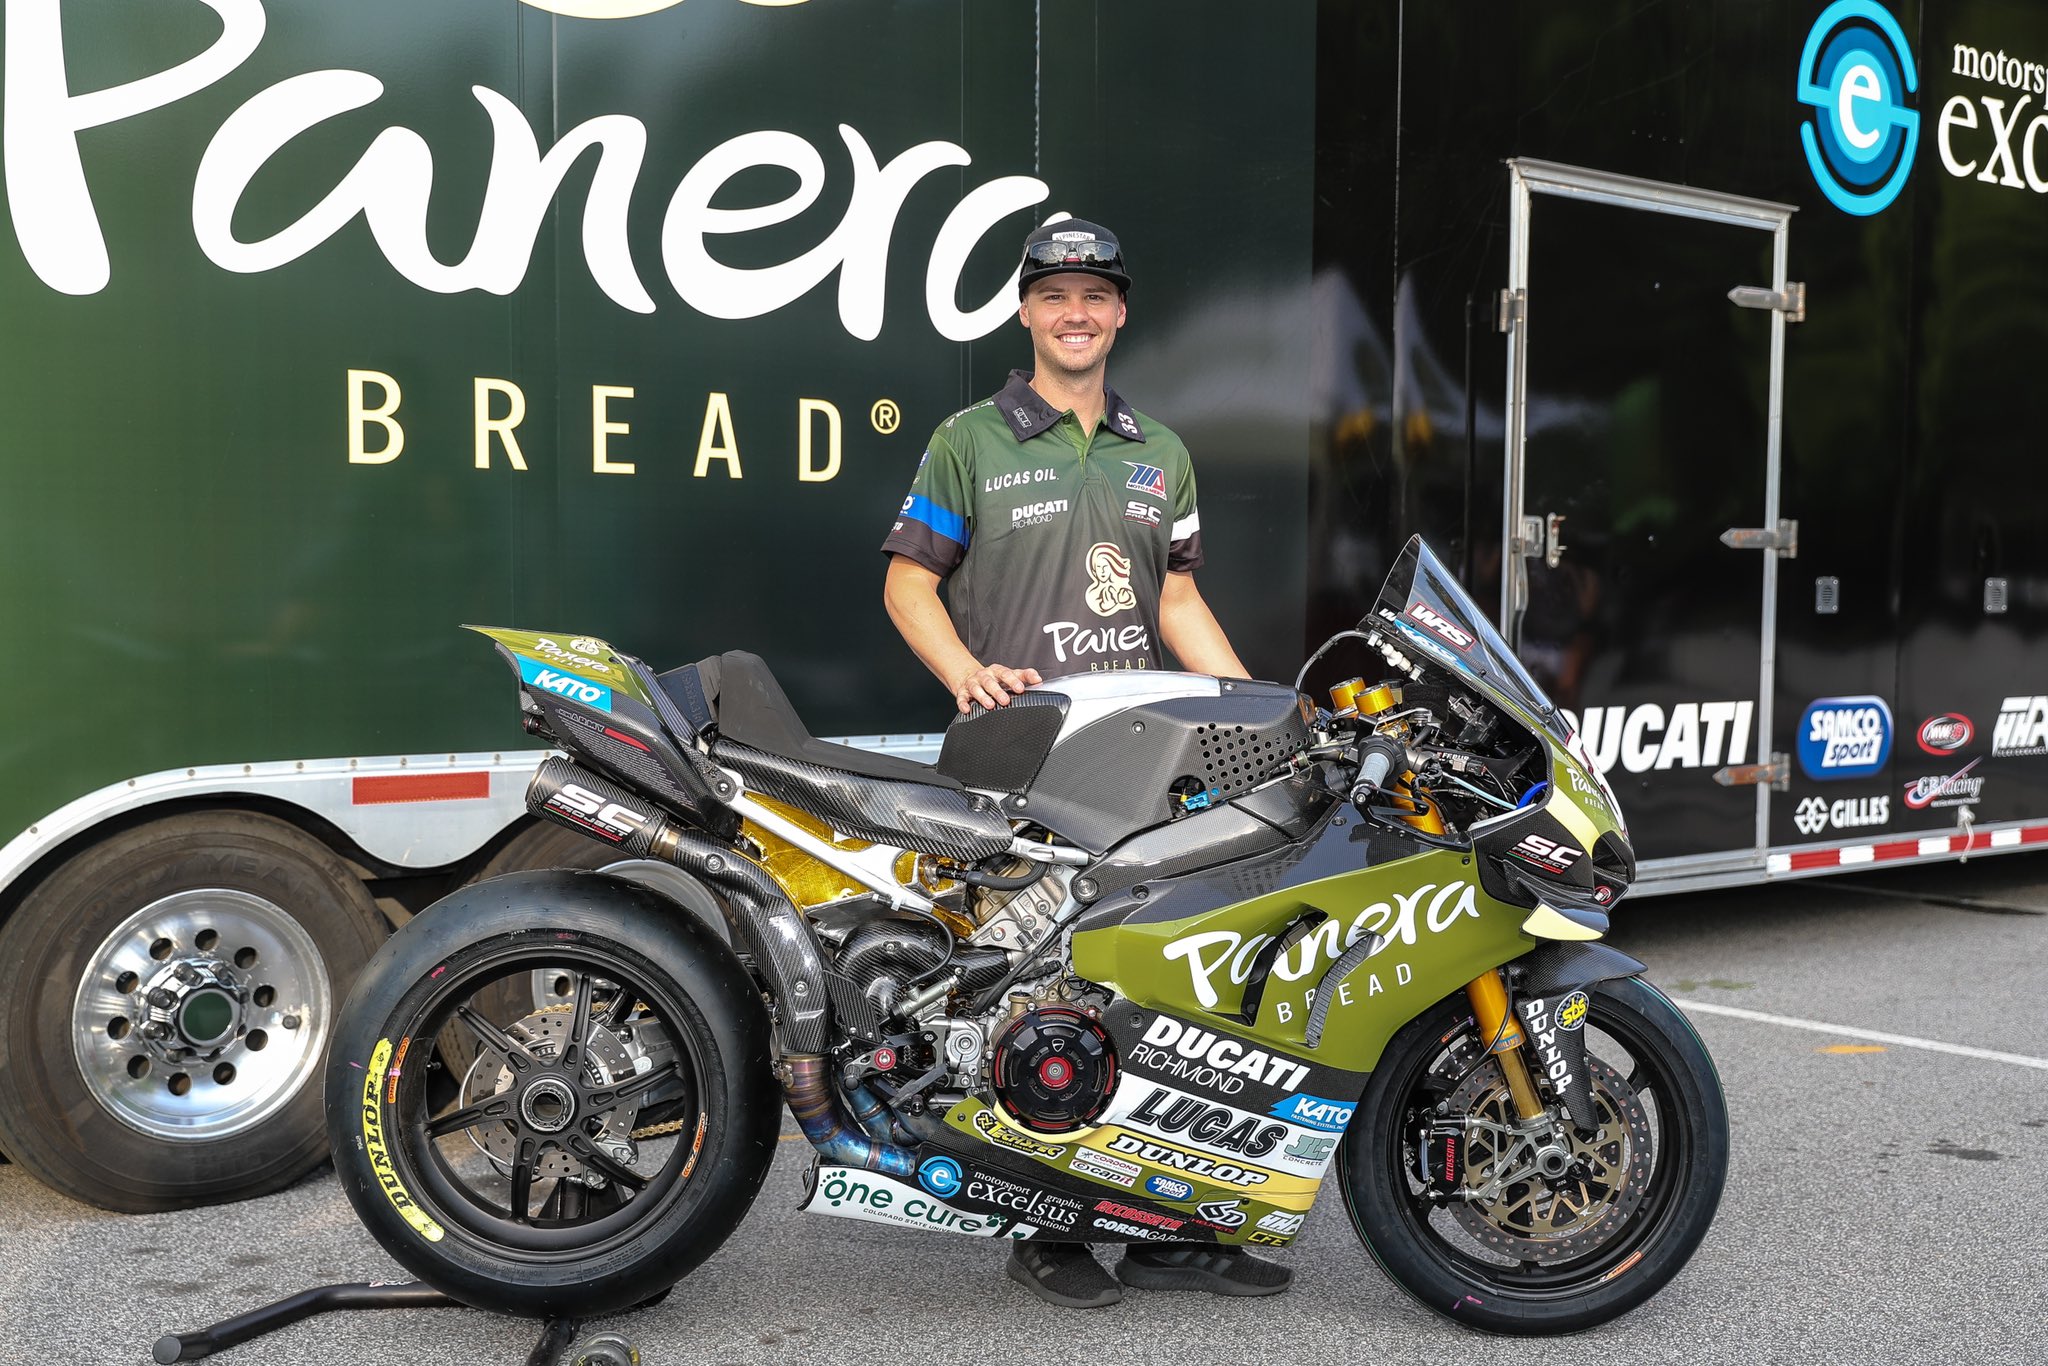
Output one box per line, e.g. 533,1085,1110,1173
880,370,1205,680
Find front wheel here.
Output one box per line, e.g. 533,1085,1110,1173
325,870,779,1318
1339,976,1728,1334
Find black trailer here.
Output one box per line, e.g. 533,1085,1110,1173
1302,0,2048,892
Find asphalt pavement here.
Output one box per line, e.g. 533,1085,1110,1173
2,856,2044,1366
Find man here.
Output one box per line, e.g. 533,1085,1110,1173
879,219,1291,1308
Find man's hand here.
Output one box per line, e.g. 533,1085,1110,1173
952,663,1042,713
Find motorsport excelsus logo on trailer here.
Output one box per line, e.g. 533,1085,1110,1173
1796,0,1921,215
1798,1,2048,215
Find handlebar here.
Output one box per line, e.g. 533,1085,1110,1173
1350,737,1406,803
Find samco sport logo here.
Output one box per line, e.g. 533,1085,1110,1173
1163,880,1481,1011
1083,542,1138,617
1797,1,1921,216
1797,695,1893,780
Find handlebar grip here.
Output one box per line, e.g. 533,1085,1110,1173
1352,738,1403,800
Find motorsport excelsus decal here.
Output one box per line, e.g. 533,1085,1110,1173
6,0,1054,341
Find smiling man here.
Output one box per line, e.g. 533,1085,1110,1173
880,221,1282,1309
881,219,1247,716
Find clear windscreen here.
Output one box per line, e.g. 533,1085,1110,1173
1365,536,1574,748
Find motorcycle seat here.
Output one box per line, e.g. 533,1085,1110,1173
657,651,963,789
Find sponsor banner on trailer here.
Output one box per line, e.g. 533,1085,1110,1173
1902,758,1985,812
1791,794,1890,837
1797,696,1893,781
1554,701,1756,776
1915,713,1974,755
804,1166,1009,1237
1993,697,2048,758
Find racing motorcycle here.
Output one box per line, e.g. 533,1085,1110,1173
326,537,1727,1335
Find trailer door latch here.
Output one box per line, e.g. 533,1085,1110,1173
1714,756,1789,791
1720,518,1799,558
1728,281,1805,322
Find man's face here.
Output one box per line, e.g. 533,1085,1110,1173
1018,272,1126,378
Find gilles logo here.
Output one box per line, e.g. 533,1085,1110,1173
1797,0,1920,215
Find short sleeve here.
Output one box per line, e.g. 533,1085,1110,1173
1167,453,1204,573
880,429,972,576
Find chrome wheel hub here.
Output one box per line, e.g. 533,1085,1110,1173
71,889,331,1140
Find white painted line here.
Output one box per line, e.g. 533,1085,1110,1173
1672,999,2048,1071
1839,845,1875,865
1917,836,1950,856
1993,828,2021,848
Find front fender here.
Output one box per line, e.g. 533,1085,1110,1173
1509,941,1647,1132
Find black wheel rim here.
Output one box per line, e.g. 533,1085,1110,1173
384,938,707,1258
1377,989,1695,1297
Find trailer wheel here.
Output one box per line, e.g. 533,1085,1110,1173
0,811,386,1211
472,819,620,882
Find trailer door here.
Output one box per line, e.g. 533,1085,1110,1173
1499,160,1797,874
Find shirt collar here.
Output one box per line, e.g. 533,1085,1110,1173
994,370,1148,444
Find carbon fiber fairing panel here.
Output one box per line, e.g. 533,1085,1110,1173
1017,683,1310,852
715,740,1014,862
936,691,1069,792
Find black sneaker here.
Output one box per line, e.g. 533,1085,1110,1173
1115,1243,1294,1297
1006,1241,1124,1308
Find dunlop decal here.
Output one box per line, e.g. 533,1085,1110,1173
362,1037,445,1243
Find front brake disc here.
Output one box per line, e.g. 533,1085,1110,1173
1445,1053,1654,1263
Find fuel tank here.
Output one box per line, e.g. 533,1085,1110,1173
937,673,1313,853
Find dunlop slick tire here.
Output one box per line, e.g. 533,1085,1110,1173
324,869,777,1318
1337,976,1728,1334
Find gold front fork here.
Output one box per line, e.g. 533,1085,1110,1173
1466,969,1547,1122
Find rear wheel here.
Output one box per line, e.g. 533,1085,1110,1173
1339,976,1728,1334
0,812,385,1211
326,870,778,1318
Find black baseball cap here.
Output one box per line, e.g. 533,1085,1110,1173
1018,219,1131,295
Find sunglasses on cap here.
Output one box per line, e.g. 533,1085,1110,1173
1023,238,1125,270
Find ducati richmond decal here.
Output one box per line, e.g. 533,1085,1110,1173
1126,1015,1311,1094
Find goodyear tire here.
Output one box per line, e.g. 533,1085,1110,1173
325,869,778,1318
0,812,386,1211
1339,976,1728,1334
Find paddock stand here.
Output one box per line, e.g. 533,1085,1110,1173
151,1280,648,1366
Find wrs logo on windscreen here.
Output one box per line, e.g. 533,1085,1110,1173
1796,0,1921,215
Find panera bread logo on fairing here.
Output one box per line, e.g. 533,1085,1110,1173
5,0,1046,341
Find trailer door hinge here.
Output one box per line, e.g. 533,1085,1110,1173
1497,287,1526,333
1714,755,1789,791
1719,518,1799,558
1727,281,1805,323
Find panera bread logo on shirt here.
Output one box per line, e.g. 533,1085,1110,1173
1084,543,1137,617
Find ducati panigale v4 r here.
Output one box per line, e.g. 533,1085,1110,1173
326,537,1727,1334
